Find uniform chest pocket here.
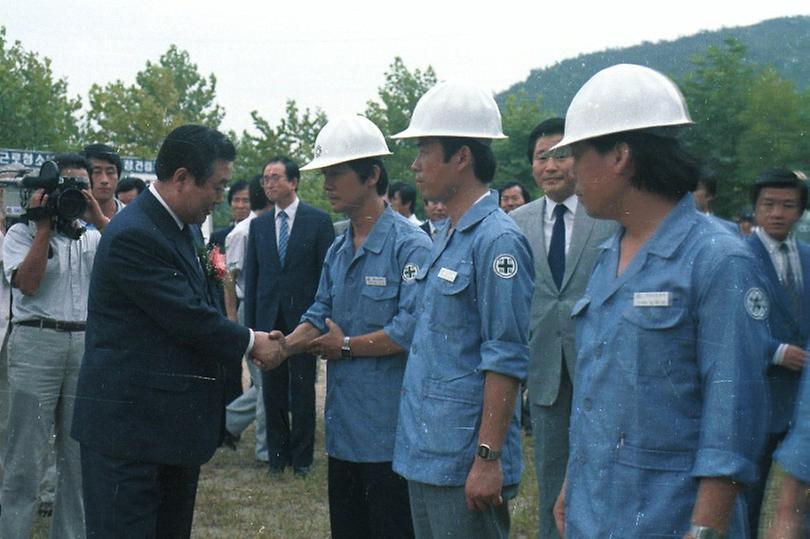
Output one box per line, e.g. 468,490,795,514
432,264,473,331
617,306,690,377
359,284,399,328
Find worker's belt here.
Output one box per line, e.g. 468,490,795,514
15,318,86,332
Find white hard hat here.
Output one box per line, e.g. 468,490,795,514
554,64,692,149
300,115,392,171
391,81,507,140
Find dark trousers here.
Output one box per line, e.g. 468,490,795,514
262,314,316,471
746,430,787,535
328,456,414,539
80,444,200,538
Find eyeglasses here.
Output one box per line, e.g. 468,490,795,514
537,147,572,161
261,173,287,185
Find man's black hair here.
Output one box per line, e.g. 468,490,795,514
227,179,250,205
248,174,270,211
115,176,146,196
585,131,700,202
499,181,531,204
388,181,416,211
262,155,300,191
155,125,236,186
751,168,808,209
81,143,122,176
55,153,92,177
348,158,389,196
437,137,497,183
527,118,565,163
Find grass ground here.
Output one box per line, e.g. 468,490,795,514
31,362,781,537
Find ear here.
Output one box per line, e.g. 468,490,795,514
454,145,473,173
612,142,635,178
366,165,380,189
170,167,193,189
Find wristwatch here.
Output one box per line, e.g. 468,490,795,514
686,525,725,539
341,336,352,360
476,443,501,461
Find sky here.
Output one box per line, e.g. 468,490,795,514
2,0,808,135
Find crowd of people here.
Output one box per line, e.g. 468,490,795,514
0,62,808,539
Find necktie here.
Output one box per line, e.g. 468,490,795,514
278,210,289,265
780,243,801,319
548,204,567,289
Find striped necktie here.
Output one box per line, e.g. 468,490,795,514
278,210,289,265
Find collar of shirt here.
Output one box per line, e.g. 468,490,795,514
338,206,396,259
429,218,448,236
454,190,500,233
149,183,185,231
543,194,579,221
275,196,300,228
755,227,796,255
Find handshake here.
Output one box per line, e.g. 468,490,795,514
249,319,349,371
251,331,288,370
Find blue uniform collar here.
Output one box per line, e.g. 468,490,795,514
338,205,396,259
455,189,500,232
602,194,697,259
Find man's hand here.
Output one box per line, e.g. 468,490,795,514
252,331,287,370
307,318,345,360
782,345,807,371
553,479,567,537
81,188,110,231
464,457,504,511
28,189,52,230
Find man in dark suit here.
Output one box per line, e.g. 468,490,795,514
244,156,335,475
71,125,280,538
419,198,447,240
745,168,810,533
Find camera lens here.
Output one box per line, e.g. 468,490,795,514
56,189,87,220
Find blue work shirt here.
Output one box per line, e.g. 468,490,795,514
775,357,810,484
566,195,770,537
301,207,430,462
393,190,534,487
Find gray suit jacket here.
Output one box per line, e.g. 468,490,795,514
511,197,617,406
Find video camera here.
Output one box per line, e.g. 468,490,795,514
21,160,89,222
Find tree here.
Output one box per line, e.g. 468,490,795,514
492,91,550,196
0,27,82,151
85,45,223,157
225,100,330,223
679,38,757,216
736,68,810,185
365,57,438,190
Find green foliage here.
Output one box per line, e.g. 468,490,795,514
365,57,437,187
492,91,550,197
680,39,810,216
85,45,223,157
233,100,331,217
0,27,81,150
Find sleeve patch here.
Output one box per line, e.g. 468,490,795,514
493,254,518,279
744,287,769,320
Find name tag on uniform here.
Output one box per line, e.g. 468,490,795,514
365,276,387,286
633,292,671,307
438,267,457,282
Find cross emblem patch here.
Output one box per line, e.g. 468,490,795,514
493,254,518,279
402,263,418,283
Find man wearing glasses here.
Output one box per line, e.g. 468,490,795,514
510,117,616,539
243,156,334,476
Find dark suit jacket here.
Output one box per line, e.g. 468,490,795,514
71,189,251,467
208,223,234,253
244,202,334,332
747,233,810,433
419,220,432,238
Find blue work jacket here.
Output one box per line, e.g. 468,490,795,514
393,191,534,486
565,195,770,537
301,207,430,462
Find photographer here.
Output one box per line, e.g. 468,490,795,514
0,154,107,538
